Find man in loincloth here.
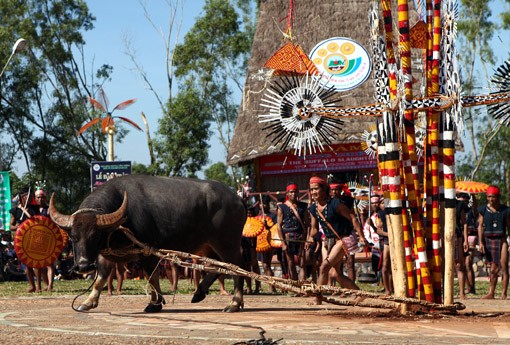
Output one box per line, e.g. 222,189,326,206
277,182,309,281
478,185,510,300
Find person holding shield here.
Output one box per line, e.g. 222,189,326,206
9,188,40,292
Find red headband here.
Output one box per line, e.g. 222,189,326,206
486,186,500,196
309,176,326,185
329,183,341,190
286,184,298,192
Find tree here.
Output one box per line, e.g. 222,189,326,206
0,1,126,211
125,0,255,177
152,79,210,177
204,162,234,188
456,0,510,203
172,0,255,177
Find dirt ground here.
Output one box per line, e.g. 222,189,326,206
1,292,510,345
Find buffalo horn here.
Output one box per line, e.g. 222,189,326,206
96,191,128,228
49,193,73,229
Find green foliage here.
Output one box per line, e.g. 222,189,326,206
204,162,234,187
153,79,211,177
0,0,118,209
167,0,255,175
456,0,510,204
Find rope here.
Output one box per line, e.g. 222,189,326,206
99,226,465,313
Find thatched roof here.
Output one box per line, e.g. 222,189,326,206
228,0,420,165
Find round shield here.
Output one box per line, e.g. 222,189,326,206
256,229,272,253
14,215,65,268
269,224,283,248
242,217,265,238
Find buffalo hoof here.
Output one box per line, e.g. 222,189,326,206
144,303,163,313
223,303,243,313
77,304,93,312
191,290,207,303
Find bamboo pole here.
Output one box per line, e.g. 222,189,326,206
397,0,435,303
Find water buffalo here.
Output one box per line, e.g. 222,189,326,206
49,175,247,312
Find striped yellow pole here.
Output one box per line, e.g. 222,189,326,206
398,0,434,303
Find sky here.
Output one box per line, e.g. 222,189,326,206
79,0,224,175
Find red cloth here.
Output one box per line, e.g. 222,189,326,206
286,184,298,192
329,183,341,190
309,176,326,185
487,186,500,196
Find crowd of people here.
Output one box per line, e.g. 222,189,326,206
1,177,509,304
239,177,510,303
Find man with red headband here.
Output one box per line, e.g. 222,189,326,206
307,176,367,304
478,185,510,299
277,182,309,281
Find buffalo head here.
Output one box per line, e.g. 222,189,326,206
49,192,128,273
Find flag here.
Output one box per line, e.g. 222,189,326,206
0,172,11,232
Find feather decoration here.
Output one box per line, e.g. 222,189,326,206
116,116,143,131
88,97,106,112
101,117,115,133
77,117,101,135
488,60,510,126
112,98,137,112
98,88,109,111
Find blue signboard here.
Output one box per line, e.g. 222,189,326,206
90,161,131,190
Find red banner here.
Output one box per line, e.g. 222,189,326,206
259,143,377,175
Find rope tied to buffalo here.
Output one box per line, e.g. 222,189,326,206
99,226,465,313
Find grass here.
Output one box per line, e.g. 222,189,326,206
0,276,492,299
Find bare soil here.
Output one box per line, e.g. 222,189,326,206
1,293,510,344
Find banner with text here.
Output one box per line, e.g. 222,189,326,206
0,172,11,232
259,143,377,175
90,161,132,190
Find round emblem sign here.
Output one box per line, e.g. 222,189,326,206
310,37,372,92
14,215,66,268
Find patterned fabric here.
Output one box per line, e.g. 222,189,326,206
484,236,505,264
264,42,319,75
410,20,427,49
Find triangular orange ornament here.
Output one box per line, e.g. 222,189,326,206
264,42,319,75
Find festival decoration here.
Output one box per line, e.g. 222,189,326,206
242,216,265,238
269,224,283,248
77,88,142,161
488,60,510,126
255,0,510,308
309,37,372,91
455,180,490,194
265,42,319,76
256,229,273,252
14,215,65,268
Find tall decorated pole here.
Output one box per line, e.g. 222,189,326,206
379,0,408,306
440,0,462,305
397,0,436,302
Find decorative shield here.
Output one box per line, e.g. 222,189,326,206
455,181,490,194
269,224,283,248
242,217,265,238
14,215,65,268
256,229,273,253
